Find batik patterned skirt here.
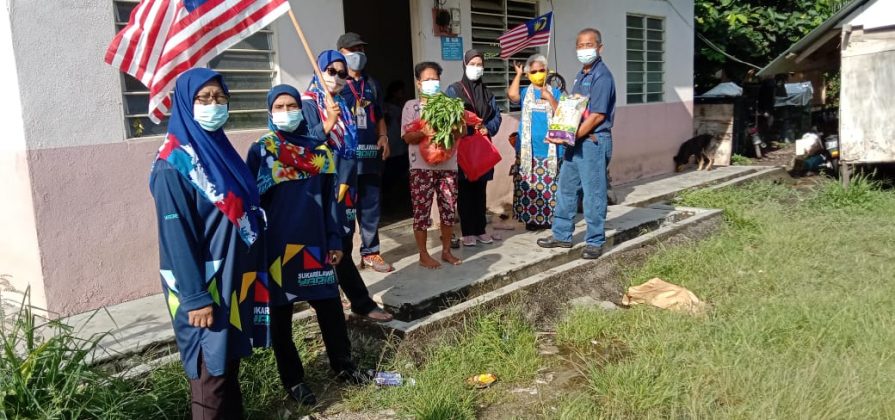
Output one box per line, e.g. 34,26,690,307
513,156,559,227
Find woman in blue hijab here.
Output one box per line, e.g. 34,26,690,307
149,68,266,419
246,84,368,405
303,50,394,323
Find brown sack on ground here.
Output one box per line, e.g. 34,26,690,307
622,278,705,315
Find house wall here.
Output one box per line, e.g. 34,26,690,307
5,0,694,316
0,2,45,309
840,27,895,164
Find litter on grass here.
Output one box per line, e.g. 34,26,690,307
467,373,498,389
622,277,705,314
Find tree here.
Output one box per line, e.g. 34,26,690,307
694,0,848,92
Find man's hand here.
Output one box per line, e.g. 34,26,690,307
329,250,344,266
475,123,488,137
378,135,391,160
188,306,214,329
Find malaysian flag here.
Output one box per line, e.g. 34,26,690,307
105,0,290,123
498,12,552,59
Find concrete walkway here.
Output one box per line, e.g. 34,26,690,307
51,165,781,365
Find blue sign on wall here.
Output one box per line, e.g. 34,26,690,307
441,36,463,61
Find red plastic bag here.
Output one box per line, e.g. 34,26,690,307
404,119,455,165
420,136,455,165
458,133,502,181
464,110,483,126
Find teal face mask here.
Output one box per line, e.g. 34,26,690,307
271,110,305,132
194,104,229,131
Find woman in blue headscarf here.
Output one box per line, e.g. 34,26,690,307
303,50,394,323
149,68,266,419
246,84,368,405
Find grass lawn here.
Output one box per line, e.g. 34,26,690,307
4,177,894,419
552,178,895,419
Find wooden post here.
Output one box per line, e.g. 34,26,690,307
286,8,333,105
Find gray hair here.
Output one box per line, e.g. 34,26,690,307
524,54,549,73
578,28,603,44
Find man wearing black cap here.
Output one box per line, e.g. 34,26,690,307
332,32,394,322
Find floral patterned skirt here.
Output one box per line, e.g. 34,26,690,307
513,156,559,227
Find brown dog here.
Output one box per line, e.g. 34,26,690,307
674,134,720,172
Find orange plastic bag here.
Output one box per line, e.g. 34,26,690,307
458,133,502,181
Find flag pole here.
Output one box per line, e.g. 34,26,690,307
546,13,553,69
286,8,333,105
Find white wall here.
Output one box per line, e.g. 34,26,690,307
409,0,472,89
8,0,126,149
847,0,895,31
0,1,46,309
546,0,694,107
274,0,345,90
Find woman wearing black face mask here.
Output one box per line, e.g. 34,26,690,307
446,49,503,248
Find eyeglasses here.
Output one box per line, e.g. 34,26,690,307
529,69,547,74
325,68,349,79
194,93,230,105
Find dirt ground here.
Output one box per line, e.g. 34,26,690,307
748,142,794,168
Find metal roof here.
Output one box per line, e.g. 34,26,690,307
756,0,874,77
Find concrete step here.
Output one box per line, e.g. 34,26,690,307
367,206,724,340
360,205,691,321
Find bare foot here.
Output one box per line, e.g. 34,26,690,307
419,253,442,269
441,251,462,266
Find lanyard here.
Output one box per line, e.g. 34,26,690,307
347,78,365,108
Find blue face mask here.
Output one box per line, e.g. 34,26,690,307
194,104,229,131
344,52,367,72
271,110,304,132
420,80,441,96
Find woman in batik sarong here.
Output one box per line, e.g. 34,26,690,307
507,54,563,231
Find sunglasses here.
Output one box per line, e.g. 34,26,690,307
529,69,547,74
325,68,349,79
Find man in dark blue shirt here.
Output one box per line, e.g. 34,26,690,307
538,27,616,260
337,32,394,275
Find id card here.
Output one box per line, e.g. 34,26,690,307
356,107,368,129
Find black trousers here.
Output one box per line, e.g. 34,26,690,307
189,352,242,420
335,236,378,315
269,299,354,389
458,176,488,237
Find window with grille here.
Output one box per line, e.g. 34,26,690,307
113,0,277,138
470,0,538,112
626,15,664,104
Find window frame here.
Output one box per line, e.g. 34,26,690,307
470,0,540,113
113,0,280,139
625,14,665,105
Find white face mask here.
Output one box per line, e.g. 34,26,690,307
577,48,599,65
271,110,304,132
420,80,441,96
465,65,484,81
322,73,346,93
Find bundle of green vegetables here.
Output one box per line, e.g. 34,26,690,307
420,93,466,149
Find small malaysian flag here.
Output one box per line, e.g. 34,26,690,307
105,0,290,123
498,12,552,59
